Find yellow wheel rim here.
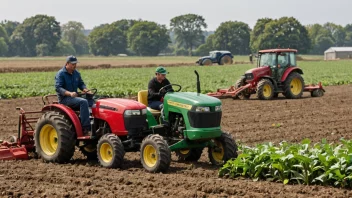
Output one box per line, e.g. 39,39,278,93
212,141,224,163
290,78,302,95
263,84,272,98
84,144,96,153
100,143,113,163
39,124,58,156
179,149,190,155
143,145,158,168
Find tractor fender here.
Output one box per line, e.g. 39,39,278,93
280,67,303,82
222,53,234,58
42,104,83,137
260,76,278,89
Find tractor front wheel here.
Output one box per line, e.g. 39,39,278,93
175,148,203,162
208,132,238,165
140,134,171,173
219,55,233,65
97,134,125,168
202,59,212,66
234,76,251,100
35,112,76,163
257,79,275,100
283,72,304,99
311,89,324,97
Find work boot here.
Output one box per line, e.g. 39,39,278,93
82,128,92,137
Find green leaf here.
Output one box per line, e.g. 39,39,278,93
301,138,311,145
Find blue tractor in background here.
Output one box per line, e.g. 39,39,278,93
196,51,234,66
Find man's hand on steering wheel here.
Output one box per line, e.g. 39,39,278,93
158,84,182,96
78,88,98,97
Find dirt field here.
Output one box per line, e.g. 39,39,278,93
1,85,352,197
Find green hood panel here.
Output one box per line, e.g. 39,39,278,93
165,92,221,107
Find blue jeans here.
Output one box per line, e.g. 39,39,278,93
60,97,94,130
148,101,163,110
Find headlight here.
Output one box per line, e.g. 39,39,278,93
245,73,254,80
124,110,141,116
195,106,210,112
141,108,147,115
215,105,222,111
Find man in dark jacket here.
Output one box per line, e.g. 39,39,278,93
55,55,94,136
148,66,173,110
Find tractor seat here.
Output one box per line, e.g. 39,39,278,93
137,90,161,116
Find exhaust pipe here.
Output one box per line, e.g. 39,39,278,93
194,70,201,95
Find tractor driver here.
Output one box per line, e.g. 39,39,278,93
55,55,94,136
148,66,174,110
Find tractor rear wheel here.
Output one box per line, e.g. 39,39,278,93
80,143,98,160
140,134,171,173
219,55,233,65
257,79,275,100
97,134,125,168
311,89,324,97
175,148,203,162
283,72,304,99
208,132,238,165
202,59,212,66
234,76,251,100
35,111,76,163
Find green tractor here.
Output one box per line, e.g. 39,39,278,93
138,71,238,172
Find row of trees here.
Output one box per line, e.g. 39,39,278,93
0,14,351,57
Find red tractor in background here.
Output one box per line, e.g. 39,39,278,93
207,49,325,100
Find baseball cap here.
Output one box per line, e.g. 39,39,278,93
155,66,168,74
66,55,78,64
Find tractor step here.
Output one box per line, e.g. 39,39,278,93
77,135,96,140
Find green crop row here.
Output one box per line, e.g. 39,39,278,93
0,60,352,99
219,138,352,188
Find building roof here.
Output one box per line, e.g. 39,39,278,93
259,49,297,53
325,47,352,53
209,50,231,54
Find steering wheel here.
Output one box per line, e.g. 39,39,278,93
78,88,98,97
159,84,182,95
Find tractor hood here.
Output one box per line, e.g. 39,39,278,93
96,98,146,111
245,66,271,81
245,66,270,74
200,56,211,60
165,92,221,107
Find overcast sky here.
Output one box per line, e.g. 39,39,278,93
1,0,351,30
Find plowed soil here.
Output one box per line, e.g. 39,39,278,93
1,85,352,197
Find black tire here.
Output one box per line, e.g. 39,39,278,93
311,89,324,97
97,134,125,168
283,72,305,99
35,111,76,163
175,148,203,162
257,79,275,100
208,132,238,165
140,134,171,173
202,59,212,66
219,55,233,65
80,144,98,160
234,76,251,100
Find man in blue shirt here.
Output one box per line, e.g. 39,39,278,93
55,55,93,136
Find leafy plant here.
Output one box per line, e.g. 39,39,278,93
219,138,352,189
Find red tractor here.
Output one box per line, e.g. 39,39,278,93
0,90,171,172
207,49,325,100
